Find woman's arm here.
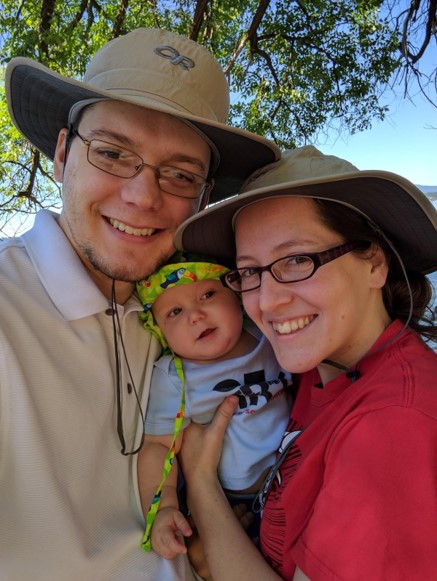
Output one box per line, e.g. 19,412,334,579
179,397,282,581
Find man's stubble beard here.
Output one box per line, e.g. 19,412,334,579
61,201,175,283
81,240,175,283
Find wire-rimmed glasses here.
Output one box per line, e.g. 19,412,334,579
72,130,211,200
223,241,372,292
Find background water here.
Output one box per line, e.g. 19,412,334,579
426,271,437,352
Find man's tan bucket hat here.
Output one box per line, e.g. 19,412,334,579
5,27,280,203
175,145,437,274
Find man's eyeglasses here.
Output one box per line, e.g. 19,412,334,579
222,241,372,292
71,130,211,200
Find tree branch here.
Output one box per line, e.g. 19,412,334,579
113,0,129,38
224,0,271,75
190,0,210,41
18,150,40,204
39,0,56,59
401,0,436,63
67,0,89,33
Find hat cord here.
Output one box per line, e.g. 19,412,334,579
141,355,186,552
111,279,145,455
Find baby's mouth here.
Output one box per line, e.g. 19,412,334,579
198,328,215,340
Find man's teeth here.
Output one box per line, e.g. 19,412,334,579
273,316,315,334
109,219,155,237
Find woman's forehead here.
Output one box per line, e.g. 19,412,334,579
234,197,337,261
235,195,316,225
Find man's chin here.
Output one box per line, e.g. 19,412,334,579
94,251,177,283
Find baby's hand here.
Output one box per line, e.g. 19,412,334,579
151,507,193,559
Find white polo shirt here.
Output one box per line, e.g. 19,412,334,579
0,210,197,580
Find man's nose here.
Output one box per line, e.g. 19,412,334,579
120,165,164,209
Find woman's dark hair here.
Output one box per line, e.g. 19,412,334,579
314,198,437,343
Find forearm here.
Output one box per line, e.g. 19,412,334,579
187,479,281,581
138,437,179,515
181,398,281,579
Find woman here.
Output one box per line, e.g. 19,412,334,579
174,146,437,580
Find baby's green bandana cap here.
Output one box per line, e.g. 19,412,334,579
137,260,230,352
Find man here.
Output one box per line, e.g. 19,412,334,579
0,28,279,580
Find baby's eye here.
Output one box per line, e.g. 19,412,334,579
168,307,182,318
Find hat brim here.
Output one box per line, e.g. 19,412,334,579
5,58,280,203
175,170,437,274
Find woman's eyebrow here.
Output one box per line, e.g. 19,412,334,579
236,239,317,263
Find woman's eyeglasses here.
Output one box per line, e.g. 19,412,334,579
252,428,304,513
223,240,371,292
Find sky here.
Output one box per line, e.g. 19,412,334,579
321,51,436,188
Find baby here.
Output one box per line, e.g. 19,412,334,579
137,257,292,558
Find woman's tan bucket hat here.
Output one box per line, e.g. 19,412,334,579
175,145,437,274
5,27,280,203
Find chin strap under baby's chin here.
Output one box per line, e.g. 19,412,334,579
141,354,185,552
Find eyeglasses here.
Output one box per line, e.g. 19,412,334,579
72,130,211,200
223,241,372,292
252,428,304,513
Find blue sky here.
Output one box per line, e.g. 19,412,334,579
322,51,436,187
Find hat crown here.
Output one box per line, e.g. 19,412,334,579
241,145,358,193
83,28,229,123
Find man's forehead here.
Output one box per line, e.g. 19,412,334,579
79,101,212,166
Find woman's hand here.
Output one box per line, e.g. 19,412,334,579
179,396,281,581
179,396,239,487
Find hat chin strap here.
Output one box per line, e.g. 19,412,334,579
322,359,361,382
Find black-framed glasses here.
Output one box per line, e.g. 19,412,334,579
223,241,372,292
72,130,211,200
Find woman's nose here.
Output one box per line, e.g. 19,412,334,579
258,271,294,313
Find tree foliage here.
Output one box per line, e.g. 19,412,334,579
0,0,435,234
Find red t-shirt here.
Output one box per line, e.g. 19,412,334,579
260,320,437,580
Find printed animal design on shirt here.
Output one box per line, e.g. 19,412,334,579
213,369,288,410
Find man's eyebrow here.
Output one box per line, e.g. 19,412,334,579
81,129,209,173
85,128,135,147
166,154,209,174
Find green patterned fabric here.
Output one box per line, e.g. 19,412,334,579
136,258,230,551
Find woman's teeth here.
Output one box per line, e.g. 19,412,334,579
273,315,315,334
